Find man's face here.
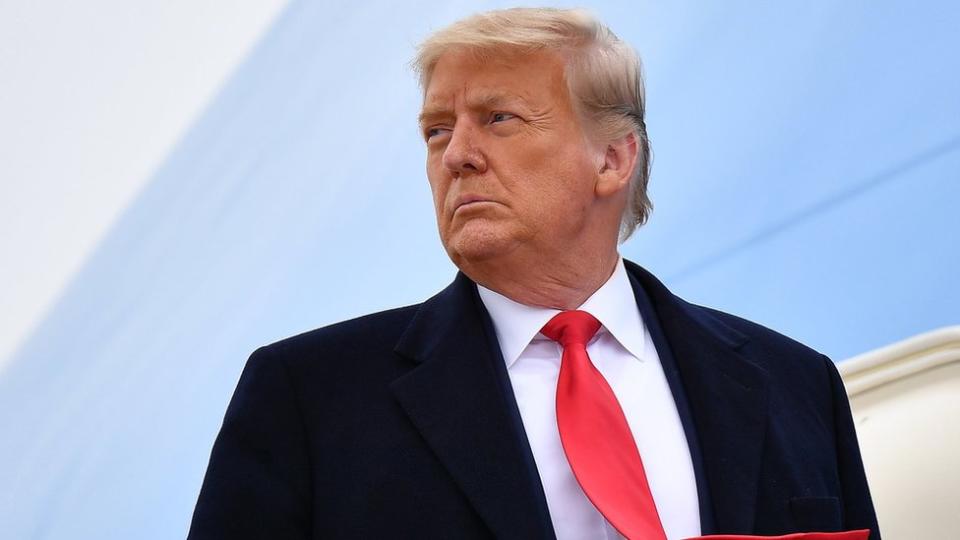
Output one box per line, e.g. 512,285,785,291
420,48,602,267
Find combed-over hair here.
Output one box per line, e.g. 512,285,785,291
413,7,652,241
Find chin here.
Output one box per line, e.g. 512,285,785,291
444,222,519,267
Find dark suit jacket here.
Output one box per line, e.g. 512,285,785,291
188,260,880,539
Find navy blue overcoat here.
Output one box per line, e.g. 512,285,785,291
188,260,880,539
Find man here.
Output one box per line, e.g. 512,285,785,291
188,8,879,539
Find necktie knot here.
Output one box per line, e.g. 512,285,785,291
541,310,602,348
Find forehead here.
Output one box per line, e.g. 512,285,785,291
422,48,570,111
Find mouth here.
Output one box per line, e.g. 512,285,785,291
453,196,496,213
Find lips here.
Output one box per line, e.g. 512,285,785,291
453,194,495,212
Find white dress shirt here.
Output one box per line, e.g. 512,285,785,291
477,258,701,540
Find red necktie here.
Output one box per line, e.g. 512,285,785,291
541,310,666,540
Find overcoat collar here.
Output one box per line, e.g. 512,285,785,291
391,261,770,537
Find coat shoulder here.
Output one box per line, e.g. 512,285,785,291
698,304,827,361
255,303,422,372
688,302,839,404
625,258,830,367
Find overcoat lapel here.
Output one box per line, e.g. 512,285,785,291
390,272,555,540
625,260,770,534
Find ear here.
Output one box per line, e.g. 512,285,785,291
595,132,638,198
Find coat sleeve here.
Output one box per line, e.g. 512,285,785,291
824,355,882,540
187,346,312,540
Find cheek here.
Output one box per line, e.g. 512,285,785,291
522,150,596,221
426,168,451,220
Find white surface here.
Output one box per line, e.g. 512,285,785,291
478,259,700,540
0,0,288,369
840,326,960,539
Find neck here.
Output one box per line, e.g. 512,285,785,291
463,247,621,310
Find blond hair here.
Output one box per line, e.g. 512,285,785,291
413,7,652,240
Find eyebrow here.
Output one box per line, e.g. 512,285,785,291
417,107,450,130
418,91,533,128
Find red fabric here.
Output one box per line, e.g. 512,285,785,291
542,310,666,540
688,530,870,540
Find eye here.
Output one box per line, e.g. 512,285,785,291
490,112,516,124
425,126,450,141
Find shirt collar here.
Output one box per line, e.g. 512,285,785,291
477,258,649,369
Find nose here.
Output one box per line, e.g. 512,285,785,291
441,123,487,176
